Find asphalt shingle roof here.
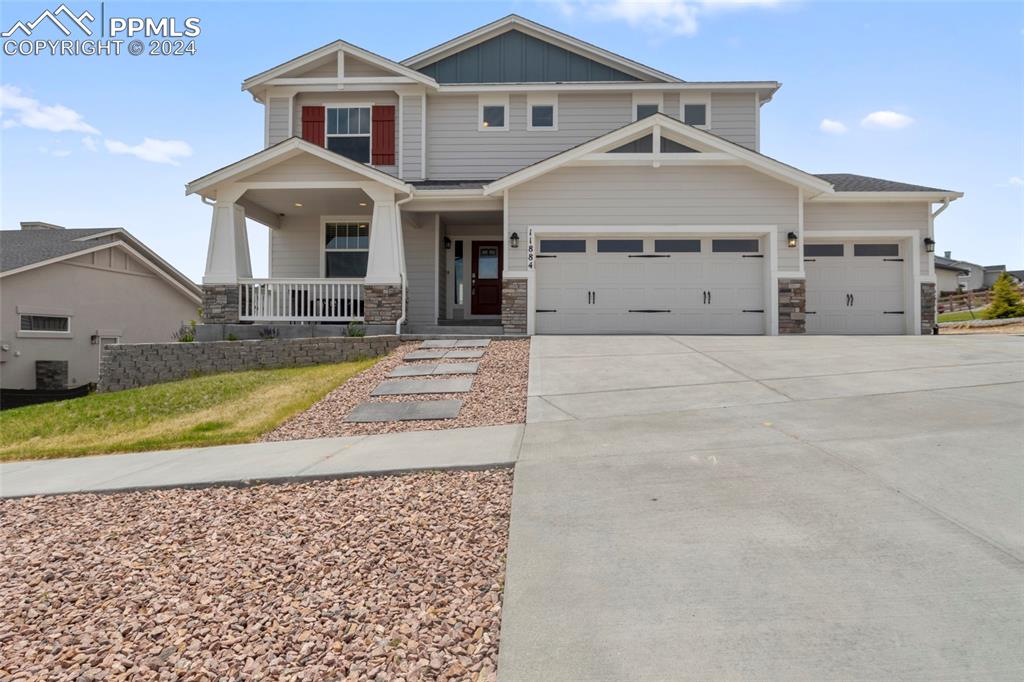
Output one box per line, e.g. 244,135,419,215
815,173,950,193
0,228,117,273
934,255,970,273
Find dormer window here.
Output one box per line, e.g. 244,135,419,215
326,106,371,163
680,94,711,129
527,94,558,131
479,94,509,131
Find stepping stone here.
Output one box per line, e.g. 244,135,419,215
372,378,474,396
444,350,485,359
404,350,448,360
420,339,458,349
388,362,479,378
455,339,490,348
345,400,462,422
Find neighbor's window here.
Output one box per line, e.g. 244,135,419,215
20,314,70,332
453,240,464,305
324,222,370,277
683,103,707,126
326,107,371,163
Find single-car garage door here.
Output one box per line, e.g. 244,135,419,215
535,236,766,334
804,241,907,334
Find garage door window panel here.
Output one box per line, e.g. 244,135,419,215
540,239,586,254
655,239,701,253
854,243,899,257
597,239,643,253
805,244,844,257
712,239,760,253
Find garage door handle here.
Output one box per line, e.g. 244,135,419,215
883,311,905,315
806,311,817,315
628,254,670,258
742,309,765,313
804,258,816,262
628,309,671,313
537,309,557,313
883,258,904,262
742,254,764,258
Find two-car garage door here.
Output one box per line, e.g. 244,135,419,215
535,236,767,335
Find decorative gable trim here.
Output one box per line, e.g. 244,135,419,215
402,14,681,83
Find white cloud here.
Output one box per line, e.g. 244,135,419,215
37,146,72,158
81,136,97,151
861,110,914,130
557,0,778,37
819,118,848,135
1008,176,1024,187
104,137,192,165
0,84,99,134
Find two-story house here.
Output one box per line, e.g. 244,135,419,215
188,15,962,336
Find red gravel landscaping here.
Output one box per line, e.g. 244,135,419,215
264,339,530,439
0,469,513,680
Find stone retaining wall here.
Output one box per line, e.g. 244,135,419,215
778,278,806,334
98,335,401,393
501,279,528,334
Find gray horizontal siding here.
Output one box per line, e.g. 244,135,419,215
270,216,320,278
507,165,800,272
804,201,931,276
403,213,437,325
710,92,757,150
267,97,291,146
401,94,423,180
345,56,393,78
426,92,632,180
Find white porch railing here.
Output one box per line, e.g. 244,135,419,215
238,279,364,322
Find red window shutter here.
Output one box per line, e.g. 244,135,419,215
371,105,395,165
301,106,325,146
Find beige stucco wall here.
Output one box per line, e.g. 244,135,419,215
0,246,200,390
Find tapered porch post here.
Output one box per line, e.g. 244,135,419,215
201,184,251,323
362,186,403,326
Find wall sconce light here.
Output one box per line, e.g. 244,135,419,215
787,231,798,248
510,231,520,248
924,237,935,253
444,236,452,250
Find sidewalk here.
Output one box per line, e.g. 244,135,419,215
0,424,524,498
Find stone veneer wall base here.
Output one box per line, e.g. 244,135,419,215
201,284,240,324
777,278,806,334
364,285,403,325
501,279,528,334
98,335,401,393
920,282,937,335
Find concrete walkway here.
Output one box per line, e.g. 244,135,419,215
500,334,1024,681
0,424,523,498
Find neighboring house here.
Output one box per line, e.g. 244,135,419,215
937,251,1008,291
0,222,201,395
1006,270,1024,284
933,255,971,294
189,14,962,336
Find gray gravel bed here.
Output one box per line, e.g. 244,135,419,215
0,470,513,680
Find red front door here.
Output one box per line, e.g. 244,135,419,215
471,241,503,315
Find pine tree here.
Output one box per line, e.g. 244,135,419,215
982,272,1024,319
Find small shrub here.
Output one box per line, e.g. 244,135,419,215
346,322,366,338
981,273,1024,320
174,320,196,343
258,326,279,340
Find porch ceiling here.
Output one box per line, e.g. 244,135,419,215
243,188,372,219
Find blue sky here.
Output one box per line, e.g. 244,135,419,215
2,0,1022,280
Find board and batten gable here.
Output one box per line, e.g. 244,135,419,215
804,201,932,277
505,164,801,271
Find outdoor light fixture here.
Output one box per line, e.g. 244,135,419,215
293,202,303,208
924,237,935,253
787,231,798,248
444,236,452,250
510,232,520,248
358,202,368,207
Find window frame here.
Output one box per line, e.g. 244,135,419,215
527,94,558,131
324,104,373,164
320,215,372,279
679,93,711,129
478,94,509,132
632,92,664,121
16,309,72,338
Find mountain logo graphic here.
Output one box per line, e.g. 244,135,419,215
2,4,95,38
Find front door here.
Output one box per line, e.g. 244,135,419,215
471,241,503,315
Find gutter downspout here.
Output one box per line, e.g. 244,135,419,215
394,192,415,335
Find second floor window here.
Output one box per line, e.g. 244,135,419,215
326,107,370,163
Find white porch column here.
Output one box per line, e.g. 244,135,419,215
202,185,251,285
363,186,402,285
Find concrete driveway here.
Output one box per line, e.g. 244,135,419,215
500,335,1024,681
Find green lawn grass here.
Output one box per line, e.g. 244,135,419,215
938,309,986,322
0,358,379,462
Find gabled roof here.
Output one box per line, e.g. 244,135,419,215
0,226,201,301
242,39,438,95
483,112,835,196
934,256,971,274
401,14,682,83
186,137,413,198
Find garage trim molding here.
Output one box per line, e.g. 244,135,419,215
803,229,925,335
525,224,786,336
